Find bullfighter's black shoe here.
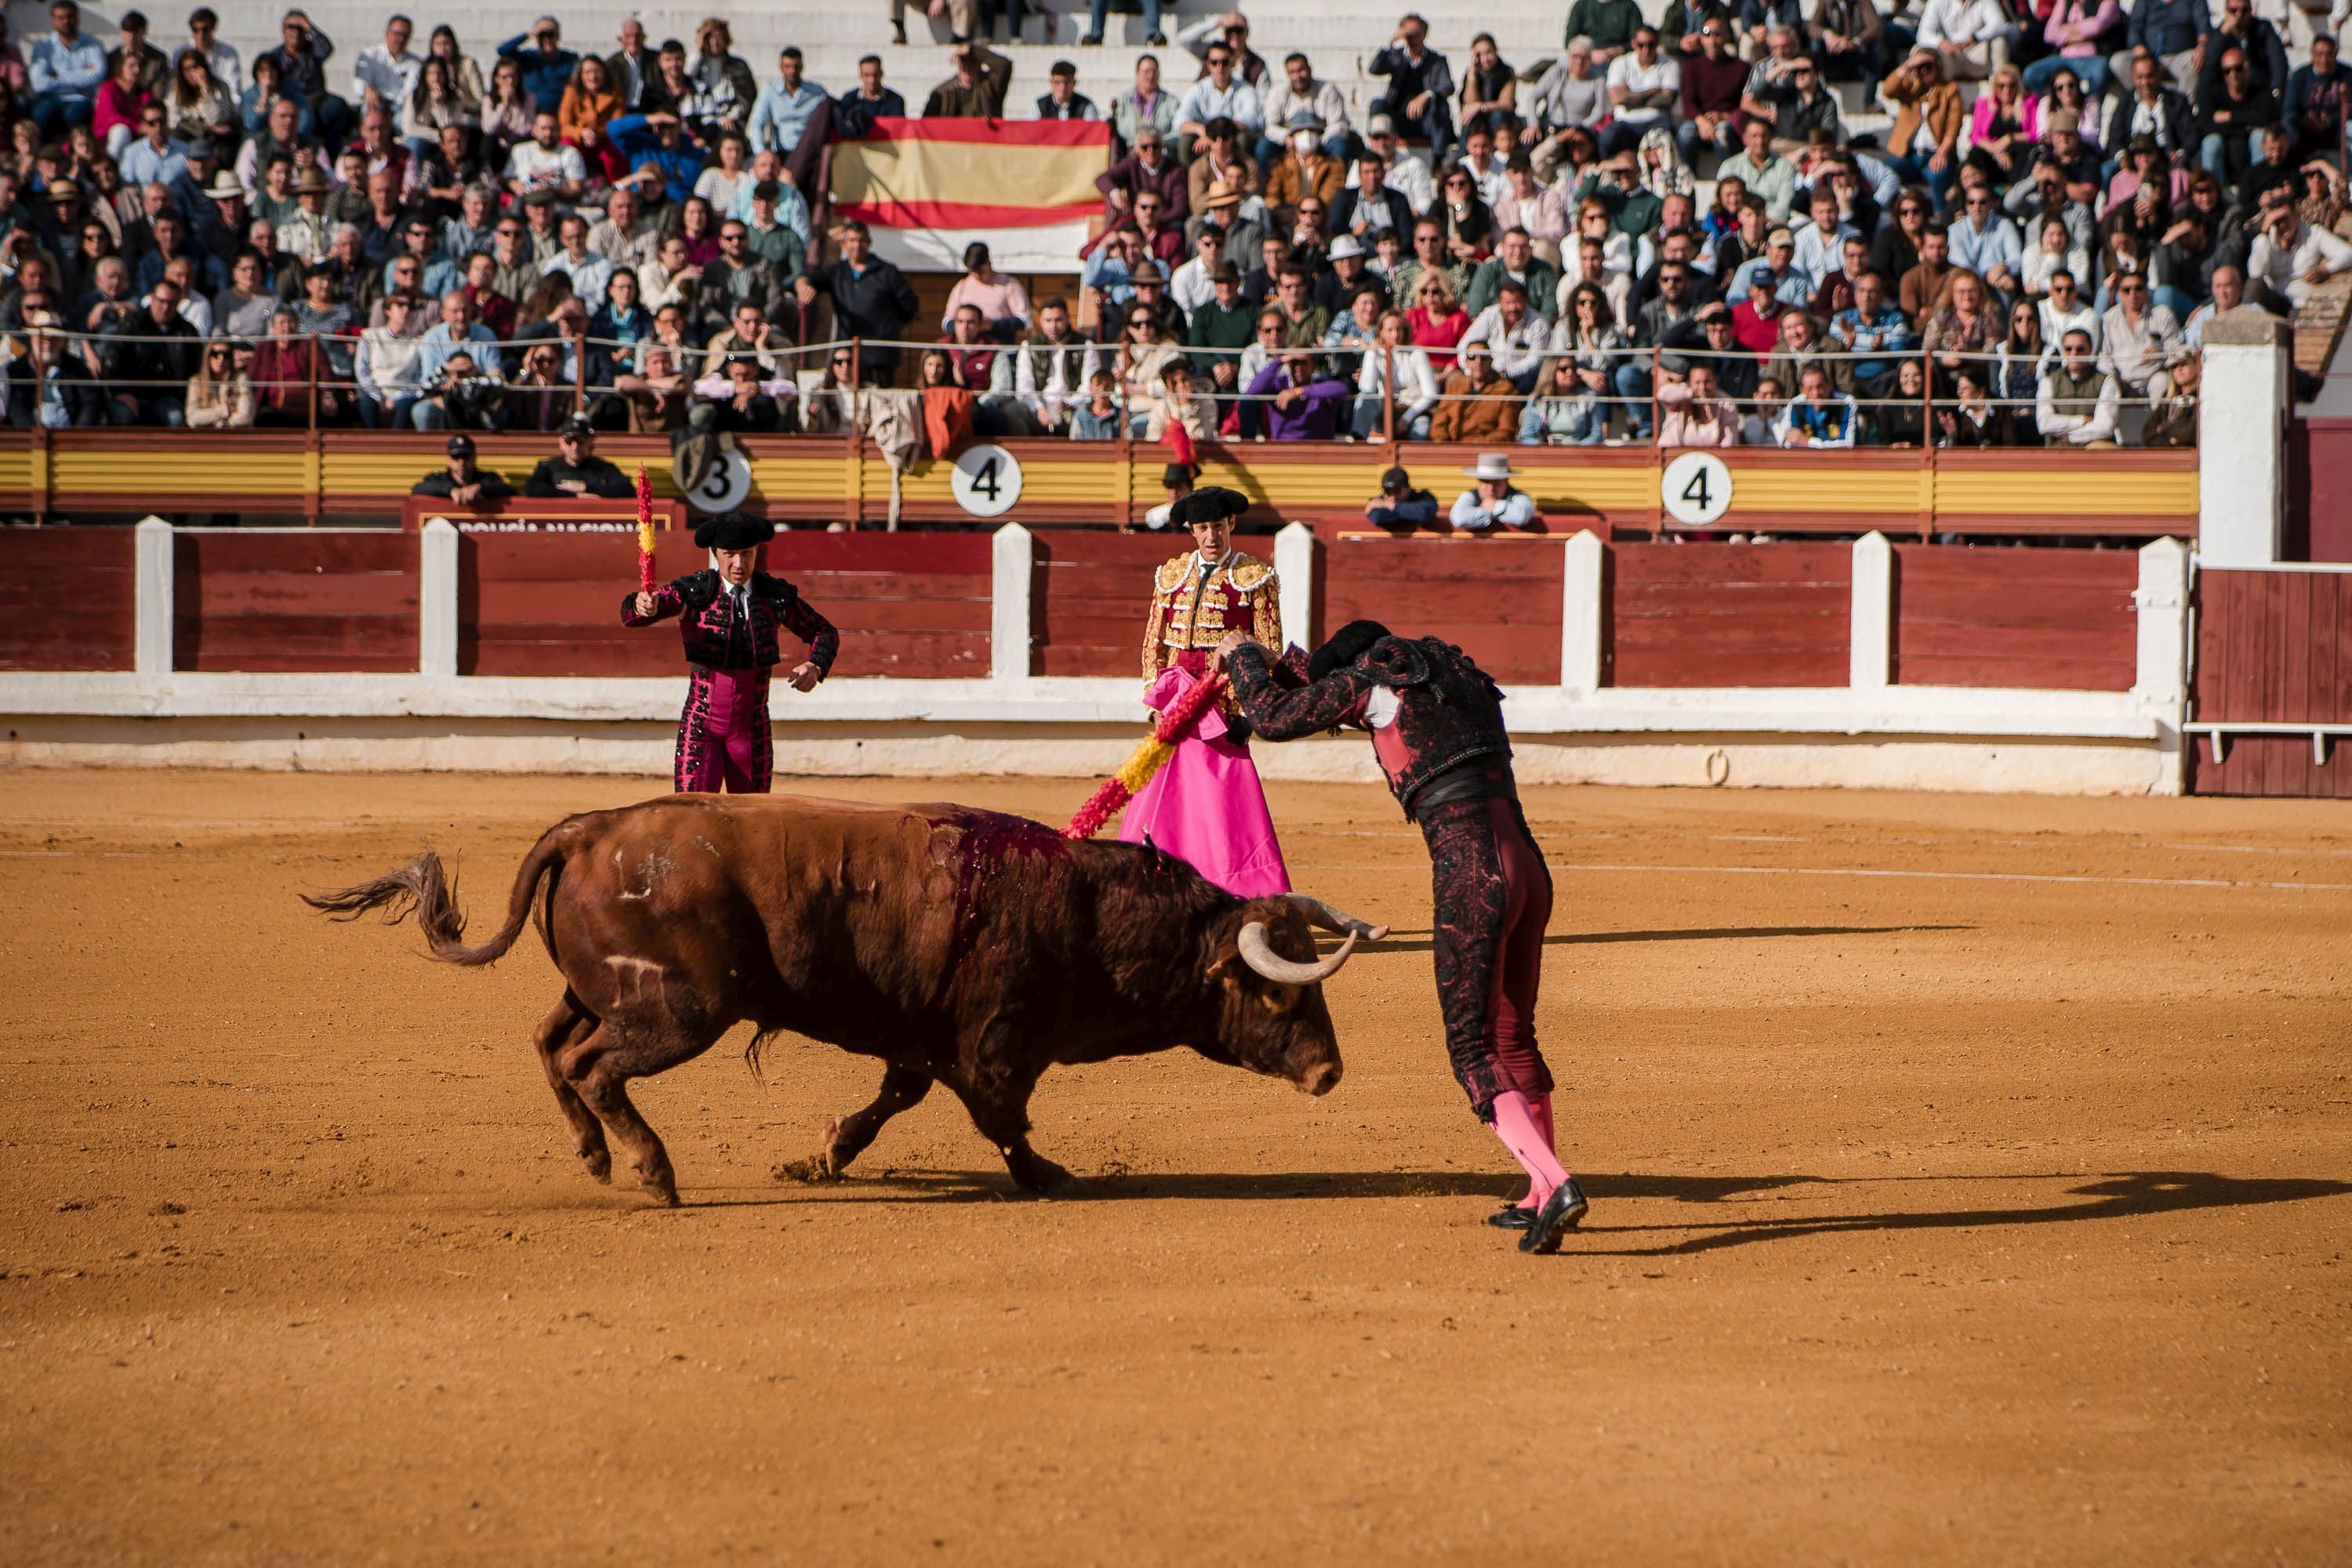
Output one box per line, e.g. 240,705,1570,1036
1486,1204,1535,1230
1519,1176,1589,1255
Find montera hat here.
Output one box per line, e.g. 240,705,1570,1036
1171,485,1248,525
692,510,776,551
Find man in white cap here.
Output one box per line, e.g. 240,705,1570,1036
1450,453,1541,532
1349,112,1436,215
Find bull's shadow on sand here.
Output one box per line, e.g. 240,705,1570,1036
1356,924,1972,954
715,1170,2350,1255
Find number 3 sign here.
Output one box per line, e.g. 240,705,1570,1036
1660,450,1733,528
683,448,753,514
952,444,1023,518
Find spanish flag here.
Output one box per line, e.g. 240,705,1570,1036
829,116,1111,273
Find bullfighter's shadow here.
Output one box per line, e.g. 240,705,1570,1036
707,1171,2350,1248
1355,923,1972,954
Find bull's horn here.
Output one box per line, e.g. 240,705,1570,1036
1237,921,1359,985
1287,895,1389,942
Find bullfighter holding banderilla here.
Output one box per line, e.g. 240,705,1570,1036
1126,486,1294,898
1215,619,1587,1254
623,510,837,795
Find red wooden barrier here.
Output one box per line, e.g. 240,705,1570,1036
462,532,990,679
172,532,419,673
1892,546,2136,691
2190,568,2352,797
0,528,136,671
1322,534,1566,686
1033,532,1184,678
1609,543,1849,688
2288,419,2352,563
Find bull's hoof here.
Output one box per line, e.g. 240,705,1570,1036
578,1146,613,1184
641,1177,681,1208
1006,1152,1078,1196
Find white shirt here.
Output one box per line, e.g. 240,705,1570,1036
1261,76,1351,137
1350,151,1437,215
1173,78,1265,135
2249,221,2352,305
2038,297,2100,350
351,44,423,129
505,140,586,193
1459,306,1552,380
1450,488,1538,530
1918,0,2010,45
1171,255,1218,317
1605,53,1681,128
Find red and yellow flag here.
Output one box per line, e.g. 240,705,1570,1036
829,116,1110,271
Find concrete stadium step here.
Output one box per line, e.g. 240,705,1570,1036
211,2,1637,125
215,1,1903,163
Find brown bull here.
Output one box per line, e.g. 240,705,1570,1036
306,796,1375,1205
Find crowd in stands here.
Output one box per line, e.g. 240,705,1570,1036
0,0,2341,452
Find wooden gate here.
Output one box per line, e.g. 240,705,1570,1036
2187,563,2352,797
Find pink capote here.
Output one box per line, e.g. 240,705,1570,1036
1119,665,1292,898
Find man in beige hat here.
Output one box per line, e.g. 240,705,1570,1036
1450,452,1540,532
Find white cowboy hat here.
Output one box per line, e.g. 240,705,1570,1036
1462,452,1517,482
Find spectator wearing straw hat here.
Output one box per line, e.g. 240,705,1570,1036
1450,452,1540,532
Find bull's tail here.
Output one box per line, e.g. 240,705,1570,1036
303,822,572,968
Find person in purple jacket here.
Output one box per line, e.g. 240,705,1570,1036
1244,350,1349,440
622,510,838,794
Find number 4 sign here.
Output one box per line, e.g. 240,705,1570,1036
1659,450,1733,528
952,444,1024,518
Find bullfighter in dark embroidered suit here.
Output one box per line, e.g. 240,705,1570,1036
621,510,839,794
1219,619,1588,1255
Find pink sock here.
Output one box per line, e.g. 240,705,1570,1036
1491,1090,1570,1209
1530,1091,1555,1149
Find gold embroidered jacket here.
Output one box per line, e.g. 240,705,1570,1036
1142,548,1283,684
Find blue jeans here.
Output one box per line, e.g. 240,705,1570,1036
2022,53,2108,94
1889,151,1959,207
1371,93,1453,161
1350,399,1429,439
412,399,449,430
2199,131,2263,181
362,391,420,430
1675,117,1740,167
28,91,93,136
1613,361,1653,436
1086,0,1162,38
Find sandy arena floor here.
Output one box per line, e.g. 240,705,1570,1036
2,770,2348,1565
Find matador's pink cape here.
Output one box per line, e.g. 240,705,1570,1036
1118,665,1292,898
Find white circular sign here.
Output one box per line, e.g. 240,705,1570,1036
951,443,1023,518
1660,450,1733,528
682,447,753,514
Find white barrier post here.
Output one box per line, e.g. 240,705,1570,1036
2133,535,2193,795
2132,535,2190,712
2198,313,2289,568
419,517,459,679
1849,531,1893,690
1560,529,1604,696
1275,521,1316,652
990,521,1033,684
133,515,172,681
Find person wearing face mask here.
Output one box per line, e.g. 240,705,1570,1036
622,508,837,796
1264,111,1343,220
